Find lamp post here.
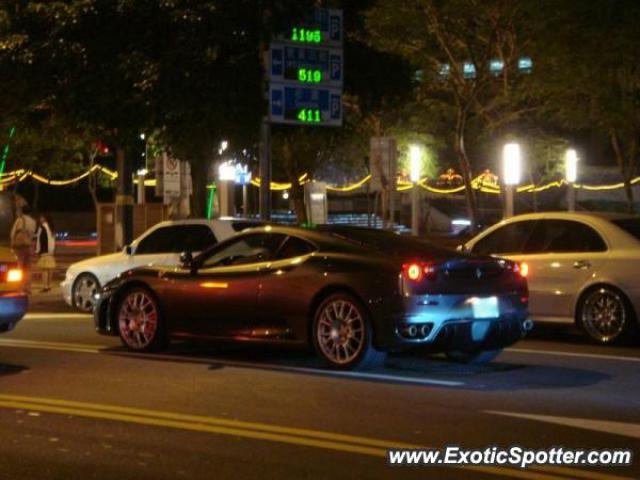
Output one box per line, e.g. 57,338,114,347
136,168,147,204
409,145,422,236
502,143,521,218
565,148,578,212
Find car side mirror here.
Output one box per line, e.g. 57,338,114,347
180,251,193,268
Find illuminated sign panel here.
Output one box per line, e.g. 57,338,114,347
270,43,343,87
270,85,342,126
269,8,343,127
283,9,343,46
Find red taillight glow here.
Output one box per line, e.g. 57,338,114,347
402,262,436,282
405,263,423,281
7,268,23,283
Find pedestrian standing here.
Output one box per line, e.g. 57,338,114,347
35,214,56,293
10,205,37,293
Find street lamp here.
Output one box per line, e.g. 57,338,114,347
565,148,579,211
409,145,422,235
502,143,521,218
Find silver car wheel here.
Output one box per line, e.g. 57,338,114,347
118,290,159,350
581,288,627,343
73,274,100,312
316,299,365,365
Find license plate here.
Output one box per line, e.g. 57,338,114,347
471,297,499,319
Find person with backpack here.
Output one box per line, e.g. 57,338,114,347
10,205,37,293
35,214,56,292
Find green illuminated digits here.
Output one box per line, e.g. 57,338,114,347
297,69,322,83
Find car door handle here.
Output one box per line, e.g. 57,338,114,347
573,260,591,269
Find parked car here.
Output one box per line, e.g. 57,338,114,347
94,225,530,370
62,218,263,312
462,212,640,344
0,247,27,334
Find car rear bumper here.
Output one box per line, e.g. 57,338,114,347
374,293,529,352
0,292,28,333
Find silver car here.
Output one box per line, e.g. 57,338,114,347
462,212,640,344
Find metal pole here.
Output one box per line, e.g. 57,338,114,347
505,185,514,218
137,172,146,204
411,184,419,235
259,117,271,220
567,183,576,212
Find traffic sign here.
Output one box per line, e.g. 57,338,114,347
270,43,342,87
270,85,342,126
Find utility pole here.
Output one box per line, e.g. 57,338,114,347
259,118,272,220
115,147,133,249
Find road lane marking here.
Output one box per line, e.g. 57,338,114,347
0,394,621,480
505,348,640,363
24,313,93,320
0,339,464,387
487,411,640,440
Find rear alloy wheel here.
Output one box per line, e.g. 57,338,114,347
72,273,100,312
117,288,166,352
313,293,385,370
579,287,633,344
446,349,502,364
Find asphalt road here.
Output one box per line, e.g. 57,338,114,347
0,300,638,479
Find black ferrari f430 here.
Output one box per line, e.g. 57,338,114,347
94,225,531,369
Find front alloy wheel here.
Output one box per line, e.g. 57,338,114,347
72,273,100,312
313,293,385,370
117,288,165,352
580,287,630,344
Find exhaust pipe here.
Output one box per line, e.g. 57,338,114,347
420,324,431,338
522,319,534,332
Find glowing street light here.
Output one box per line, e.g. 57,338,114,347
565,148,579,211
409,145,422,183
409,145,423,235
565,148,578,183
502,142,521,218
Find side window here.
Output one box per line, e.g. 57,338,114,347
201,233,287,268
472,221,536,255
275,236,316,260
524,220,606,253
178,225,217,253
135,227,178,254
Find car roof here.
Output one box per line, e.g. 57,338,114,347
151,218,264,227
0,246,17,262
519,211,636,221
466,211,640,250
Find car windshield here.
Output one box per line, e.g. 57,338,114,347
612,218,640,241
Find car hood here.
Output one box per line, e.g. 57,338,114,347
68,252,126,271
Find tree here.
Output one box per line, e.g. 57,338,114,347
365,0,538,227
0,0,313,234
531,1,640,211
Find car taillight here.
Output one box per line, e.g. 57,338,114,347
512,262,528,278
402,262,435,282
7,268,23,283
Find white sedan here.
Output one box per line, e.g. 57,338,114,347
61,218,261,312
462,212,640,344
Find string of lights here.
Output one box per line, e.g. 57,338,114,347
0,163,638,195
